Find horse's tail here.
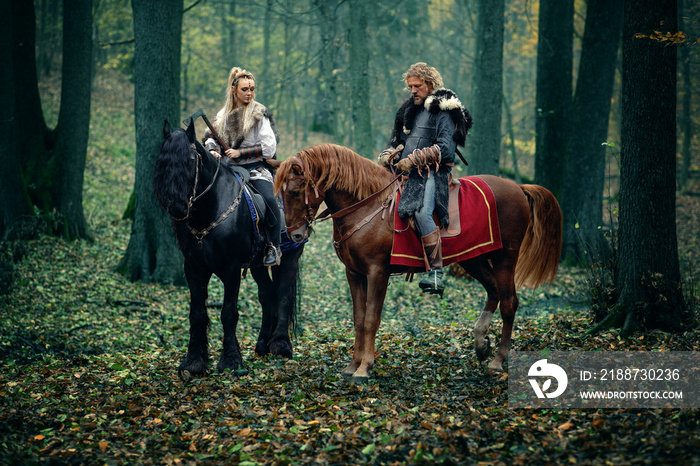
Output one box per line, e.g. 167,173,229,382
514,185,562,288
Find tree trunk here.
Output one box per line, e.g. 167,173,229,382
261,0,274,105
1,0,92,240
119,0,185,285
600,0,685,335
10,0,52,216
52,0,93,240
677,0,692,192
534,0,573,198
0,0,26,235
223,0,237,61
347,0,372,158
470,0,504,176
560,0,622,264
310,0,337,136
36,0,62,77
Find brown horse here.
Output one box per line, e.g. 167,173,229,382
274,144,562,380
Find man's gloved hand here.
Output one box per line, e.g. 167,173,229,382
397,157,413,173
377,148,395,167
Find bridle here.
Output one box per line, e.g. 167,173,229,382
282,156,401,242
282,157,325,234
172,142,221,222
177,142,246,246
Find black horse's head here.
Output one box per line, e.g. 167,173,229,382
153,120,200,220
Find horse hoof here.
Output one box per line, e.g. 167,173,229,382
475,337,491,362
350,375,371,385
341,365,361,378
255,342,271,357
487,360,504,373
486,367,504,378
179,355,208,377
269,340,293,359
217,356,243,374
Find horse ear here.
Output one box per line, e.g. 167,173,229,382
185,120,196,142
291,163,303,176
163,120,171,139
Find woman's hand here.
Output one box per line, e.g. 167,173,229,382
210,150,222,159
225,148,241,160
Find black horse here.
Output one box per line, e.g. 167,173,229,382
154,120,305,376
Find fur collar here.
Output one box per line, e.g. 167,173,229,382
208,101,279,149
389,89,473,148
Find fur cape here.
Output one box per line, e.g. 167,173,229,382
389,89,472,150
391,89,472,229
204,101,280,150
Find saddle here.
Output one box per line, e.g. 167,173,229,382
222,159,301,254
391,176,503,269
397,177,462,237
220,160,268,241
441,179,462,238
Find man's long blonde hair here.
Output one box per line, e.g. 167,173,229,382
403,62,444,93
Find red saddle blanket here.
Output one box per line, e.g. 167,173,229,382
390,176,502,269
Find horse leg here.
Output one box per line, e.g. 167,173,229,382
217,267,244,373
343,268,390,380
250,246,301,359
342,269,368,377
268,245,303,358
355,270,390,380
461,256,500,363
489,258,520,372
179,264,212,376
250,265,277,357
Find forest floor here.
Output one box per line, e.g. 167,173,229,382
1,71,699,465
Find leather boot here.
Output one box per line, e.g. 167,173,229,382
263,243,282,267
418,227,444,295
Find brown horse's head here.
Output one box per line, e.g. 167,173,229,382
275,144,393,243
274,155,324,242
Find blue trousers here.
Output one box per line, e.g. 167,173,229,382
415,173,437,236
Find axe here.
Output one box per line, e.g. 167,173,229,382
183,107,281,168
183,107,230,152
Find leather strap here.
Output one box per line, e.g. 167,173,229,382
316,174,401,222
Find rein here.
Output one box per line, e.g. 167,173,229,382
173,143,222,222
188,180,245,246
172,142,243,246
285,160,401,245
192,147,222,203
315,174,401,222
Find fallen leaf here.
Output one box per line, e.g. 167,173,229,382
558,422,574,431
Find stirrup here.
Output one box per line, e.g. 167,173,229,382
419,269,444,296
263,244,281,267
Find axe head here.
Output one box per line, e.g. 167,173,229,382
182,107,206,127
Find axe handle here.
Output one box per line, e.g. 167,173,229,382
387,144,404,163
201,114,231,152
201,114,282,169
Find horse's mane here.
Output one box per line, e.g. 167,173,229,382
154,128,195,218
275,144,393,200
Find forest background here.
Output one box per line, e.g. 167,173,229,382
1,0,700,464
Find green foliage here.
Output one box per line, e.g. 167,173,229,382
94,0,135,74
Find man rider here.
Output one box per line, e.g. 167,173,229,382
378,63,472,295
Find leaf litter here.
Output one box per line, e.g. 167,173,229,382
2,216,700,465
2,120,700,464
